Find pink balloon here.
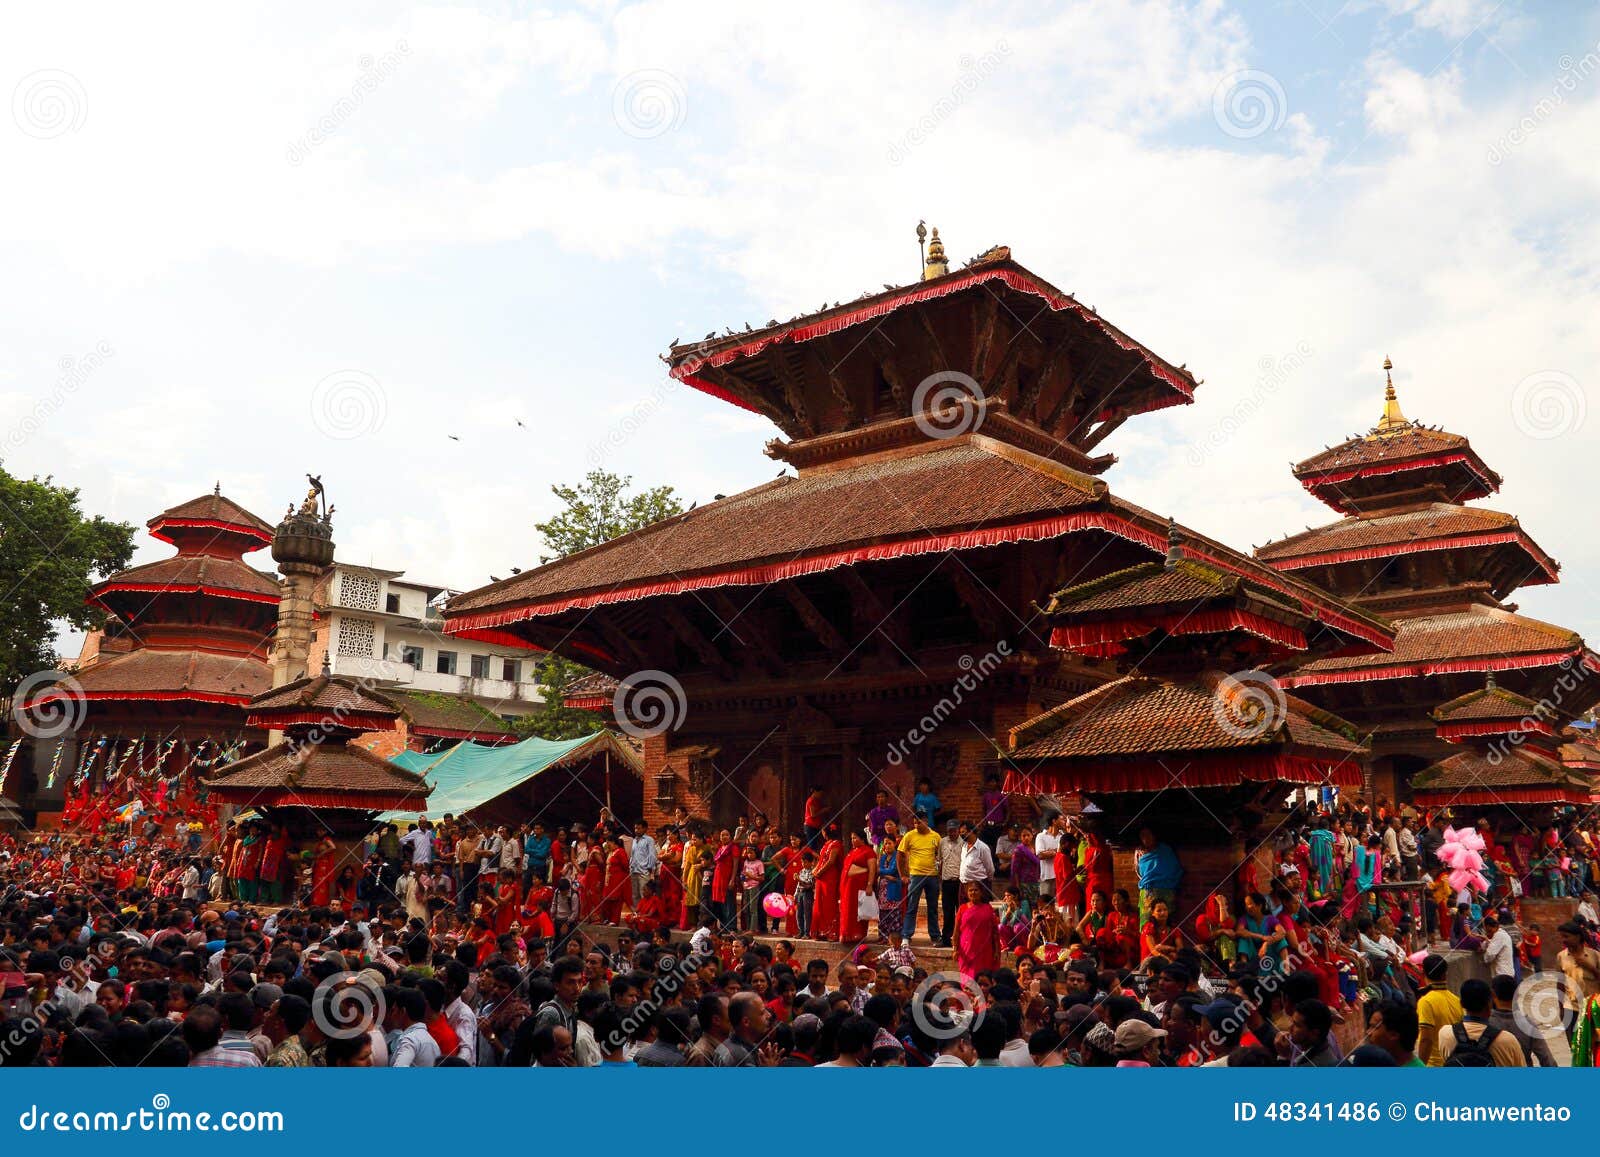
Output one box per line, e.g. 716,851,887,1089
763,893,793,918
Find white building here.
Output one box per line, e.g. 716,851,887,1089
315,564,544,721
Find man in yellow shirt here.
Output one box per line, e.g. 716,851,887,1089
1415,954,1463,1066
897,813,944,943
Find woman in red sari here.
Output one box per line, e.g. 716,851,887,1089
955,880,1000,977
1140,898,1183,961
657,831,684,930
1104,887,1140,968
309,835,339,908
580,850,605,922
811,824,842,940
839,831,876,942
601,837,630,924
777,833,804,936
259,826,288,904
710,830,739,931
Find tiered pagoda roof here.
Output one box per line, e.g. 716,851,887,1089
25,487,280,718
1409,678,1595,808
1257,363,1600,793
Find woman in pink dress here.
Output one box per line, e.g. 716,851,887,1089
954,880,999,978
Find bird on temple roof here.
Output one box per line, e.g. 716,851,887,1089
705,331,716,340
743,322,752,331
767,319,778,326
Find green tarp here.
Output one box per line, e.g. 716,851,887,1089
378,732,615,821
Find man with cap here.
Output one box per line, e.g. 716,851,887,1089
1195,995,1246,1066
1111,1019,1165,1066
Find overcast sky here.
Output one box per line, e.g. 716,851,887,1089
4,0,1599,652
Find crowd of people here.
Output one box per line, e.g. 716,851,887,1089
1,781,1599,1068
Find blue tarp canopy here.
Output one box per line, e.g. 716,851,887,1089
378,730,639,821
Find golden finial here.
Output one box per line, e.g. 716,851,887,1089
922,226,948,280
1371,355,1409,436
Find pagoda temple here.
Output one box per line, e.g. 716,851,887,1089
446,234,1391,832
1001,522,1379,912
1410,676,1597,815
13,488,280,814
1257,360,1600,803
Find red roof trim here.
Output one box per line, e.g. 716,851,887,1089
1267,530,1558,584
148,518,274,547
672,266,1196,414
244,711,400,731
206,788,425,810
92,583,280,606
1004,752,1362,795
1049,610,1308,653
1283,649,1585,688
1298,451,1497,492
26,688,252,707
447,511,1167,631
1437,719,1555,742
563,695,611,711
1411,786,1593,806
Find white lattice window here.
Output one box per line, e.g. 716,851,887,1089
338,616,377,657
340,573,380,611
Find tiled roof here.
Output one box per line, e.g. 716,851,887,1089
1432,682,1550,723
449,437,1108,614
447,435,1392,655
1294,424,1473,475
1560,741,1600,768
386,690,516,738
1287,606,1581,678
93,554,280,599
248,674,402,718
149,492,275,538
1256,504,1527,561
1008,676,1366,760
1411,748,1589,797
564,672,617,698
1046,557,1304,621
202,740,431,804
61,648,270,702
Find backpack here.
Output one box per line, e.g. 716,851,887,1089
1442,1020,1502,1067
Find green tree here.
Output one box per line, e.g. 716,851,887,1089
0,469,136,691
534,469,683,562
516,470,683,740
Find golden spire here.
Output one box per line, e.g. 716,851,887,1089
922,226,948,280
1371,355,1410,436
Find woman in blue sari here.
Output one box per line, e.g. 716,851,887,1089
1340,834,1383,921
875,827,905,943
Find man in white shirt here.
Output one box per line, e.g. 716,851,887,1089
929,1029,976,1067
399,819,434,867
1034,816,1062,904
388,989,440,1067
958,829,995,897
1481,912,1515,978
936,821,965,948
